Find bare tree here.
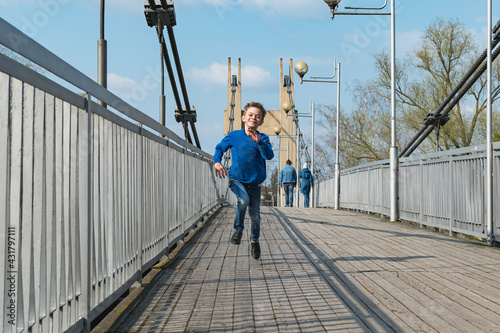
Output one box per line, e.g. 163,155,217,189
374,18,500,151
314,18,500,171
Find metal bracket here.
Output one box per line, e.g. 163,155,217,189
175,107,197,123
144,0,176,27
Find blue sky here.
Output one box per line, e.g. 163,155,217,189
1,0,498,154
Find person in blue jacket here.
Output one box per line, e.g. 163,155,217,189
299,163,314,207
213,102,274,260
279,159,297,207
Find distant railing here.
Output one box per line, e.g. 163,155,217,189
0,19,232,333
315,143,500,242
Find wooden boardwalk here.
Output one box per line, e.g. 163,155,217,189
93,206,500,332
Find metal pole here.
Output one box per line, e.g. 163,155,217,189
334,62,341,210
85,93,93,333
311,102,315,207
158,17,166,136
486,0,493,244
389,0,399,221
297,127,300,207
278,141,281,207
98,0,107,107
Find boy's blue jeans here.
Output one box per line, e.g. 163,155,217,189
283,183,294,207
229,179,261,242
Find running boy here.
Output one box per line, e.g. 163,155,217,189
213,102,274,259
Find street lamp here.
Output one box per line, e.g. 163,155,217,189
282,101,292,114
324,0,398,222
273,125,292,207
281,100,314,208
295,60,340,210
281,93,301,206
323,0,342,18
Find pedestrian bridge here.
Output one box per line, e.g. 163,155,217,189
90,206,500,333
1,18,500,333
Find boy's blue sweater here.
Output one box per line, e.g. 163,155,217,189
214,129,274,185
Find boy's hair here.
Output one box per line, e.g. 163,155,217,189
243,102,266,119
286,159,292,165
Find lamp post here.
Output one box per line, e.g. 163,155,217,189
282,101,312,207
273,125,293,207
98,0,107,107
325,0,398,222
294,61,340,210
486,0,493,244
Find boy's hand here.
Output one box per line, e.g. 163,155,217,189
246,129,260,143
214,162,227,178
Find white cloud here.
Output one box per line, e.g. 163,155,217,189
181,0,230,6
187,62,273,88
105,0,143,12
107,73,148,106
177,0,325,19
397,29,422,56
239,0,325,19
471,26,488,49
108,73,138,95
241,65,273,87
67,0,325,19
187,62,228,85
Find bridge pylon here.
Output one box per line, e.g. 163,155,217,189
223,58,298,173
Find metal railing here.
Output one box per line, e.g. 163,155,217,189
315,143,500,241
0,18,232,333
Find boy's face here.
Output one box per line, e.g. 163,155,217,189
242,106,264,131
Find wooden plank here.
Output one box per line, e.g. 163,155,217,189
210,233,237,332
60,101,71,313
0,72,9,332
42,93,55,333
67,103,78,325
31,89,46,331
76,103,88,309
8,78,23,333
19,82,34,333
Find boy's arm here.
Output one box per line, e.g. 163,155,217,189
213,135,231,164
257,134,274,160
213,135,231,178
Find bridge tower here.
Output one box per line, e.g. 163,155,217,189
223,58,297,172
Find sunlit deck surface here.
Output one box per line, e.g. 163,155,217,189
93,206,500,333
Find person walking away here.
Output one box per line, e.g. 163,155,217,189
213,102,274,260
279,159,297,207
299,162,314,207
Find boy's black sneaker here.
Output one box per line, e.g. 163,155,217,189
251,242,261,259
231,230,243,245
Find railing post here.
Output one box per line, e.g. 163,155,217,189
419,159,423,228
84,93,93,332
449,155,454,236
138,124,144,285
